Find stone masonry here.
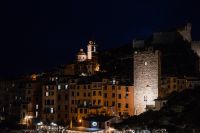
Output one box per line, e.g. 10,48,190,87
134,49,161,115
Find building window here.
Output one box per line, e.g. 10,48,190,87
45,92,49,96
104,101,107,106
58,105,61,110
98,100,101,105
65,105,68,110
88,85,91,89
144,61,147,65
46,85,49,90
125,93,128,98
72,100,74,104
112,85,115,90
72,91,74,96
27,90,31,94
112,79,116,85
80,109,83,114
104,85,107,90
36,111,38,118
118,94,121,99
65,94,68,100
93,100,96,105
126,86,129,92
112,93,115,98
93,91,96,96
77,92,79,96
84,93,86,97
104,93,107,98
84,101,87,106
58,94,61,101
36,104,39,109
173,78,176,82
118,86,121,90
51,100,54,105
173,85,176,88
58,85,61,90
77,85,80,89
112,101,115,106
118,103,121,108
65,84,68,89
144,96,147,102
84,85,87,89
50,108,54,113
125,103,129,108
84,109,87,114
98,91,101,96
88,93,91,97
119,112,121,116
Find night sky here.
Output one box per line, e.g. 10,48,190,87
1,0,200,77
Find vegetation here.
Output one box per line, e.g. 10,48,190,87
113,87,200,132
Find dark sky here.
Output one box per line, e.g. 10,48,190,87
1,0,200,77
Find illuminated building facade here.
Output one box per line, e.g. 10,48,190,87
68,78,134,123
134,49,161,115
160,76,200,98
21,81,42,126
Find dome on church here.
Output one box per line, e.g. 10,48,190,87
77,49,87,62
78,49,86,55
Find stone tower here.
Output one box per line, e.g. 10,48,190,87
133,49,161,115
87,41,96,60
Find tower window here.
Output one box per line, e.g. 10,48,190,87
144,61,148,65
144,96,147,102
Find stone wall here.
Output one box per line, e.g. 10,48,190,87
133,49,161,115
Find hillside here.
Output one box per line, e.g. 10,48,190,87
113,87,200,132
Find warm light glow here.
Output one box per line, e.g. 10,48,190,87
25,115,33,120
31,74,37,81
79,119,82,123
37,121,43,126
95,64,100,71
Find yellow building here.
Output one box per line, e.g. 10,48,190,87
68,78,134,123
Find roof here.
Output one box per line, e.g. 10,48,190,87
78,49,86,55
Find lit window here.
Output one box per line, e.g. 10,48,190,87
144,61,147,65
46,85,49,90
112,79,116,85
84,101,87,106
58,85,61,90
36,104,39,109
65,84,68,89
51,108,54,113
36,111,38,118
144,96,147,102
45,92,49,96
